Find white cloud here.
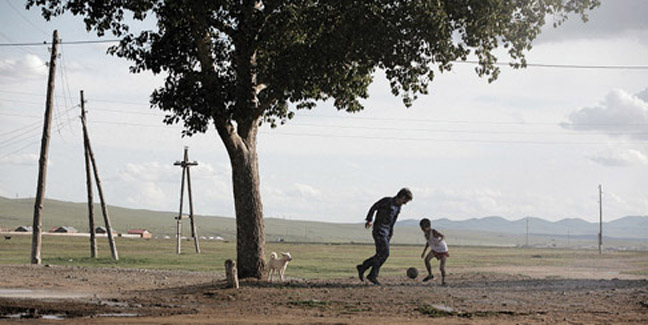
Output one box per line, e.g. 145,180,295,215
589,148,648,167
126,181,168,207
292,183,322,199
409,187,512,218
115,161,180,211
118,161,177,183
108,160,233,214
0,153,38,165
263,182,322,203
536,0,648,44
0,54,47,80
561,88,648,140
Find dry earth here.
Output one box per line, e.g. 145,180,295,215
0,262,647,324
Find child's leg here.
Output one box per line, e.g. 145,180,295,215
422,252,435,281
439,255,447,284
424,252,433,275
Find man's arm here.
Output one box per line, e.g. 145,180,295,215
421,242,429,258
365,198,386,229
388,214,398,239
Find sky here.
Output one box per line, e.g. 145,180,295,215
1,0,647,224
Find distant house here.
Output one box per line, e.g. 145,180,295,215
52,226,78,233
128,229,152,239
15,226,32,232
96,226,117,234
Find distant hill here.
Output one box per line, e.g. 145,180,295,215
1,196,646,248
396,215,648,240
0,196,370,243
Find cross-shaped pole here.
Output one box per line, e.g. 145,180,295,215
174,146,200,254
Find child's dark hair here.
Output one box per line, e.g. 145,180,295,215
397,188,413,200
419,218,431,228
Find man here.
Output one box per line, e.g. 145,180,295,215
357,188,413,285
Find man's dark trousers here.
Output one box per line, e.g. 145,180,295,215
360,233,390,278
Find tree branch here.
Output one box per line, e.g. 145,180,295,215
214,117,247,155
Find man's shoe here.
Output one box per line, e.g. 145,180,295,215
367,276,381,286
356,265,365,282
422,274,434,282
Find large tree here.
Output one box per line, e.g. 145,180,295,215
28,0,599,278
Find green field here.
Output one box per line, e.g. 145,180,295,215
3,197,646,249
1,235,646,278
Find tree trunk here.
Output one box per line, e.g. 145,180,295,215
213,8,266,278
215,117,265,279
231,139,265,278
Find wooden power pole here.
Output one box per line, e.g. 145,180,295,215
598,184,603,255
526,216,529,247
80,91,97,257
31,30,59,265
174,147,200,254
80,94,119,260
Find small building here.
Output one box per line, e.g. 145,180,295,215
127,229,152,239
96,226,117,234
15,226,33,232
52,226,78,233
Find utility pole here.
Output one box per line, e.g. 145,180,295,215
174,147,200,254
80,91,97,257
526,216,529,247
598,184,603,255
31,30,58,265
80,102,119,260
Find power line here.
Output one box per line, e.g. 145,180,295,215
0,105,79,148
3,100,645,135
0,112,78,160
0,139,41,161
288,122,648,137
1,40,647,70
261,131,648,146
0,31,42,56
0,117,77,160
0,39,120,47
299,114,648,127
56,49,77,136
0,118,43,137
457,60,648,70
89,120,182,129
4,0,49,36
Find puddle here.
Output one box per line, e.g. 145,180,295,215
1,312,65,320
0,289,142,320
0,288,91,299
97,313,139,317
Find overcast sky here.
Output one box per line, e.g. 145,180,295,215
1,0,646,224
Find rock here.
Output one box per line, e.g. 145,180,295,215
430,304,455,313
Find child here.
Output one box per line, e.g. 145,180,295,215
419,218,449,285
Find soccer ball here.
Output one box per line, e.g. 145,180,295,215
406,267,418,279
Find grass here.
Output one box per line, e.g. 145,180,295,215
3,197,646,249
1,235,646,279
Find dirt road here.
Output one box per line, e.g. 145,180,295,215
1,258,647,324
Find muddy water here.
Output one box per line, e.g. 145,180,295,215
0,288,91,299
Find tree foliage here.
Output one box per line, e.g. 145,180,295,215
28,0,599,132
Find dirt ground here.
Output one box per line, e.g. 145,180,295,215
0,262,647,324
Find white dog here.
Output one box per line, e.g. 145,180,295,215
267,252,292,282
